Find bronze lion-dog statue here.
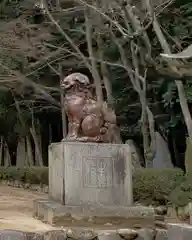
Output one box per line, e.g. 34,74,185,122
60,73,121,143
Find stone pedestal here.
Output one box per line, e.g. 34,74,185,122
34,141,155,227
49,142,133,206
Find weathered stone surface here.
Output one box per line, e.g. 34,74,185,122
66,228,97,240
117,228,138,239
98,231,122,240
33,231,67,240
8,228,169,240
136,228,156,240
34,199,155,227
49,142,64,203
43,230,67,240
0,230,36,240
167,223,192,240
155,229,168,240
33,233,44,240
154,206,167,216
49,142,133,206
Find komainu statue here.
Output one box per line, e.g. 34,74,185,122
60,73,121,143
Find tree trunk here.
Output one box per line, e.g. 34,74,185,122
0,137,3,166
95,9,113,106
140,95,150,167
26,136,34,166
30,120,43,166
99,42,113,106
85,8,104,102
147,106,156,160
60,64,67,139
176,80,192,142
61,92,67,138
4,141,11,167
49,123,52,144
102,68,113,106
16,137,27,167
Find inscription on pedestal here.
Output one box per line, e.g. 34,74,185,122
82,157,113,188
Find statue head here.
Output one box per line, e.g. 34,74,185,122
60,73,90,90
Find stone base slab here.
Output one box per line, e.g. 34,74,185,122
167,223,192,240
34,199,155,228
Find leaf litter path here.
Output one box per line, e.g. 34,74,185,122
0,185,56,232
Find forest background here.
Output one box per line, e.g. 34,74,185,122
0,0,191,169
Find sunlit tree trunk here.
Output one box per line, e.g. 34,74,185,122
26,136,34,166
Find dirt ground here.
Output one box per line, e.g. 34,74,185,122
0,186,57,232
0,186,176,233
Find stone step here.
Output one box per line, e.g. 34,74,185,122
0,230,36,240
155,215,165,221
34,228,158,240
33,199,155,229
155,221,167,229
167,223,192,240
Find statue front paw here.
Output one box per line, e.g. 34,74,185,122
100,127,107,134
62,135,78,142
